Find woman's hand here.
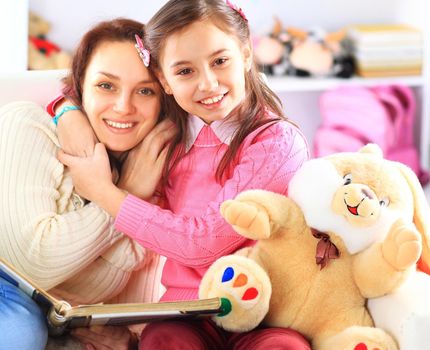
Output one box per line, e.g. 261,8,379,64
56,102,98,157
57,143,127,217
71,326,138,350
118,119,176,200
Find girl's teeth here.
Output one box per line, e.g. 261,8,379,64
201,94,223,105
106,120,133,129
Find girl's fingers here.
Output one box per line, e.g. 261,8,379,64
57,149,75,166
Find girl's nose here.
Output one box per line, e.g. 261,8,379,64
198,69,218,92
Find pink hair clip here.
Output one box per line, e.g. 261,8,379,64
134,34,150,67
226,0,247,21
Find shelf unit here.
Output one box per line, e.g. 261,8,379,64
266,75,425,92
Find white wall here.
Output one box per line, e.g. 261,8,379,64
0,0,28,73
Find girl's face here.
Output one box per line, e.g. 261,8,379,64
158,19,252,124
82,40,161,157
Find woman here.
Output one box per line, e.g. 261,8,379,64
0,18,173,349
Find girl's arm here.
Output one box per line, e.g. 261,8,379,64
48,96,97,156
59,121,309,268
0,102,126,290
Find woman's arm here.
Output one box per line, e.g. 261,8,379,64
0,102,123,290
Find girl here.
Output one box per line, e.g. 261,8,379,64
0,18,174,349
58,1,311,348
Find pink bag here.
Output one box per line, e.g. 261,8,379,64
314,85,429,185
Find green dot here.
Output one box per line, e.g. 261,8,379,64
218,297,232,317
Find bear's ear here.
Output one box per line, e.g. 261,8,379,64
359,143,383,158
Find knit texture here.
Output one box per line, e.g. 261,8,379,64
0,101,164,305
116,116,309,301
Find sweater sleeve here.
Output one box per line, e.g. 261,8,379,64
0,101,124,290
115,121,309,268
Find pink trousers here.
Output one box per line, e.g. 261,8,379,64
139,319,311,350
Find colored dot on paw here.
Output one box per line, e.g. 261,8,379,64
233,273,248,287
218,297,232,317
221,267,234,283
354,343,368,350
242,287,258,300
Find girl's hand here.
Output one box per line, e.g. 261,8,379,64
118,119,176,200
71,326,138,350
57,143,126,217
56,103,98,157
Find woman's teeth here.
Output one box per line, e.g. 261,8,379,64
105,120,134,129
200,94,224,105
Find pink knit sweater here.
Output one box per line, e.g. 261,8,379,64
115,115,309,301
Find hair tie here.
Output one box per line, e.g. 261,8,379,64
226,0,247,21
134,34,150,67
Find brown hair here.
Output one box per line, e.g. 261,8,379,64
63,18,160,109
146,0,289,183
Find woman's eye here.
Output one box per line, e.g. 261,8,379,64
379,198,390,207
97,82,113,90
138,88,154,96
343,173,352,185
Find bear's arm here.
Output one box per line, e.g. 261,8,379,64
352,243,410,298
226,189,306,240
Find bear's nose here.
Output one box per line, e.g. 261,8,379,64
362,188,374,200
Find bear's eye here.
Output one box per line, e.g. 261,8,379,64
379,198,390,207
343,173,352,185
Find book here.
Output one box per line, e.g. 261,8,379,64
0,258,223,336
347,24,422,46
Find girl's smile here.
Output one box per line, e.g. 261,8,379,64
198,93,227,108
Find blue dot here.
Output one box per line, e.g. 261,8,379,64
221,267,234,283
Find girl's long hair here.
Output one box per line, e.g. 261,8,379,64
146,0,290,184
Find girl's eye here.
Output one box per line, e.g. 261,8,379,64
138,88,154,96
177,68,192,76
343,173,352,185
97,82,113,90
214,57,227,66
379,198,390,207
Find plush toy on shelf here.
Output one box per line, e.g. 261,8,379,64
253,18,355,78
28,11,72,70
199,144,430,350
287,26,355,78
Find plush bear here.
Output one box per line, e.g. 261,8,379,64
199,144,430,350
28,11,72,70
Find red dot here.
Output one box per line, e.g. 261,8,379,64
354,343,368,350
242,287,258,300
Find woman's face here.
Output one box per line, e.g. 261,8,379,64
82,40,161,156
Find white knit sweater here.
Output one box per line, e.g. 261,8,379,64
0,101,164,305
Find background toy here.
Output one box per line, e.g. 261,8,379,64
253,18,355,78
28,11,72,70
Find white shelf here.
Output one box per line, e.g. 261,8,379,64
266,75,425,92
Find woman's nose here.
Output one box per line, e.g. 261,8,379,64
113,92,135,115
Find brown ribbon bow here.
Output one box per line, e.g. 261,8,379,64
311,228,340,269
